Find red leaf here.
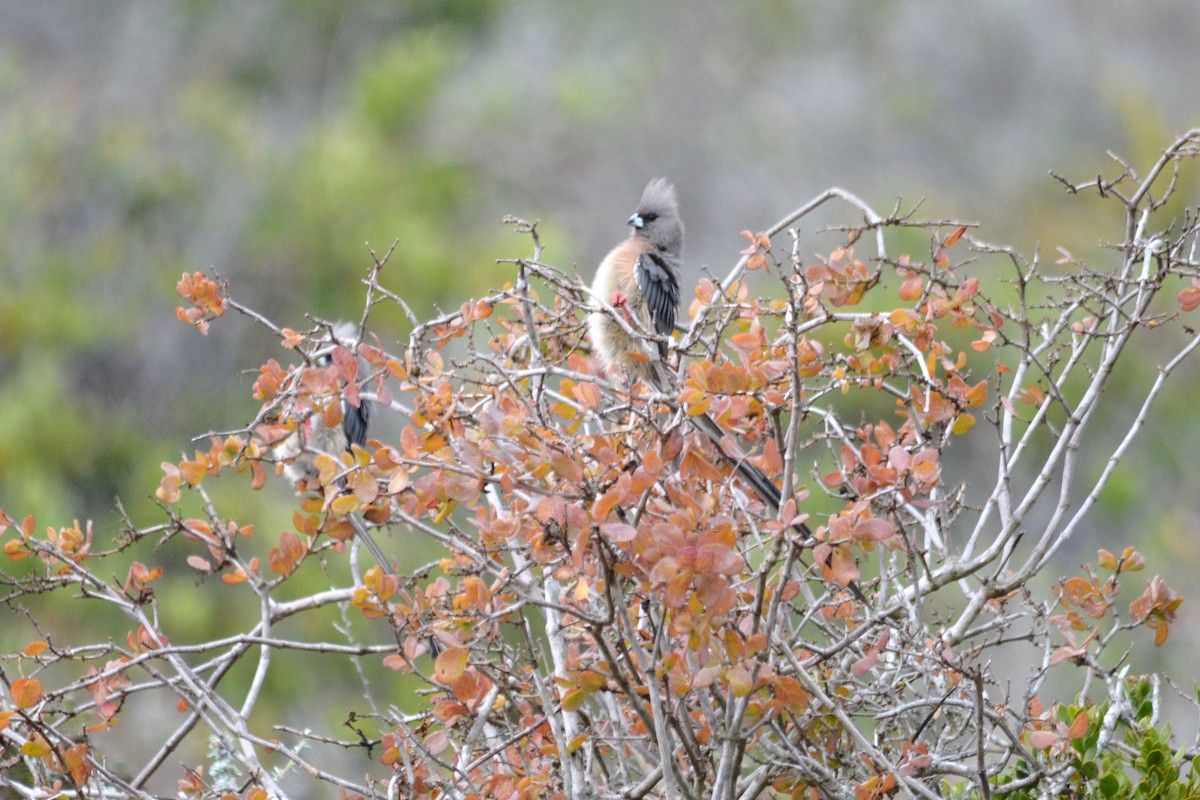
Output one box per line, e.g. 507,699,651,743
852,518,895,542
424,730,449,756
1029,730,1058,750
852,650,878,677
600,523,638,543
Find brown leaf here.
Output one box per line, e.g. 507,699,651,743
852,518,895,542
827,547,860,587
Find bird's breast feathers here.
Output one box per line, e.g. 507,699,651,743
595,240,649,304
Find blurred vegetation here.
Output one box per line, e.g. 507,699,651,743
0,3,508,526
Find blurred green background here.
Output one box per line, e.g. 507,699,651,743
1,0,1199,792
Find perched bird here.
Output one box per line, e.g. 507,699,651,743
590,180,866,602
275,323,393,576
589,177,682,382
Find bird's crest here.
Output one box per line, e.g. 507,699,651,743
637,178,678,218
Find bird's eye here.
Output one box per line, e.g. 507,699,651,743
642,212,658,223
315,353,332,367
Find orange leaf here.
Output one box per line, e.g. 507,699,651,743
22,641,48,658
773,675,808,711
1066,711,1089,740
827,547,860,587
943,226,968,248
12,678,42,709
178,460,207,486
64,743,91,785
435,647,469,684
592,487,621,522
550,454,583,484
899,275,924,301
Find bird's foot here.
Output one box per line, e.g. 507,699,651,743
610,291,634,323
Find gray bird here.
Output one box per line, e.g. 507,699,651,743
589,177,682,380
590,180,866,602
276,323,393,577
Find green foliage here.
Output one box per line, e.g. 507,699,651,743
247,27,506,332
983,678,1200,799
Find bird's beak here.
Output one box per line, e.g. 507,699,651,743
627,213,644,229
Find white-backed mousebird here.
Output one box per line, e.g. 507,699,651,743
275,322,393,578
590,180,866,603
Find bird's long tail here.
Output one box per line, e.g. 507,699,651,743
348,513,394,577
689,411,868,604
349,513,443,654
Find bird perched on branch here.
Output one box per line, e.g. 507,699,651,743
275,323,393,577
589,177,682,381
590,180,866,602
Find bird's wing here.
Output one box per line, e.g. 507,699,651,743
343,398,371,448
635,250,680,357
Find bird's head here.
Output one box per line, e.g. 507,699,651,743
307,321,359,367
628,177,683,254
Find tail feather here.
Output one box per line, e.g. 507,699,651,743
349,513,395,577
348,514,443,655
690,411,868,605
